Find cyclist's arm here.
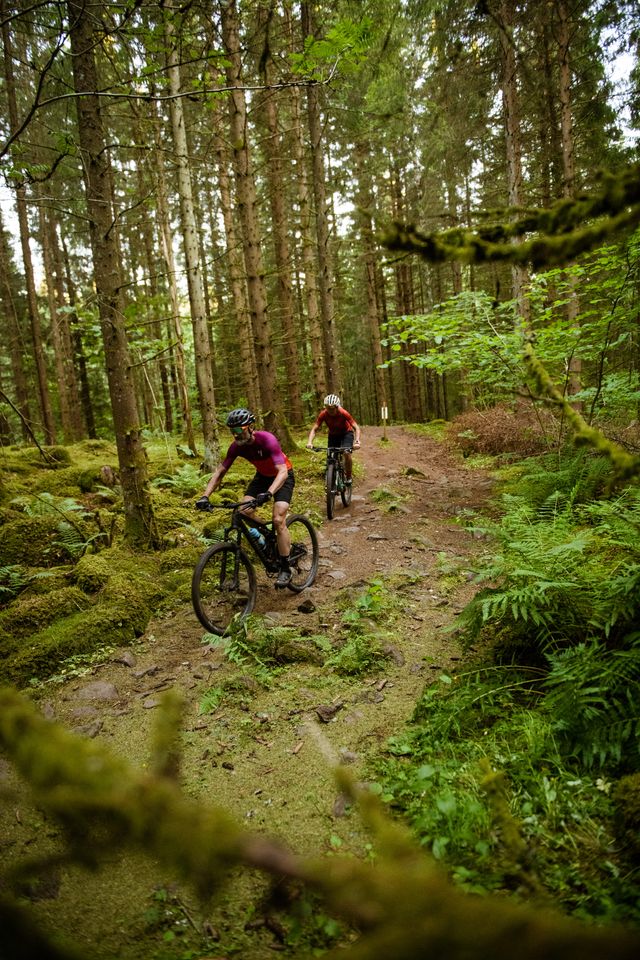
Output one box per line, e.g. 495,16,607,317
269,461,289,495
353,421,361,446
203,463,227,497
306,426,317,448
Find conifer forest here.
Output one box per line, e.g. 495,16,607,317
1,1,640,959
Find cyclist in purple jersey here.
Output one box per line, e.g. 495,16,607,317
196,409,295,587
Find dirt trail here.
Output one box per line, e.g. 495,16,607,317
9,426,495,958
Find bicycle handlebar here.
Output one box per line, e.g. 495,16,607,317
200,498,260,512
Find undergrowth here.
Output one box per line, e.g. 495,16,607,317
373,668,640,924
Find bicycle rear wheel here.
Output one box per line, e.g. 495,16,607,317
325,462,336,520
286,515,319,592
340,464,352,507
191,543,257,635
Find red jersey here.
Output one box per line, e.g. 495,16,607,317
313,407,356,435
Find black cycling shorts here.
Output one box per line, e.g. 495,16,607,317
328,430,354,452
246,469,295,504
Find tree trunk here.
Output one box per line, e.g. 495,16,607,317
221,0,293,446
39,201,83,442
163,0,219,467
287,27,326,405
301,1,342,394
1,1,56,443
257,6,303,425
499,0,531,335
60,232,96,439
355,142,387,419
557,0,582,407
152,97,196,451
0,208,31,439
68,0,158,547
211,87,259,413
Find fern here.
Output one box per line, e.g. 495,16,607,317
10,492,89,517
0,565,32,604
544,636,640,769
152,463,204,497
457,483,640,656
0,565,55,606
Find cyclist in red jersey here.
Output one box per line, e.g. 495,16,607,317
306,394,361,483
196,408,295,587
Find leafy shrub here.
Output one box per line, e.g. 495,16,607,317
447,402,559,457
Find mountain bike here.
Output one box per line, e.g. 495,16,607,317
312,446,352,519
192,500,319,635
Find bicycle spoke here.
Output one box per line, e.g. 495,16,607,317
286,515,319,592
192,544,256,635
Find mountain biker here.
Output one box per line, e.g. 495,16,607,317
306,394,361,483
195,409,295,587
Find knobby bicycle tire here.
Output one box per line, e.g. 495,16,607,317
325,462,336,519
285,514,319,592
339,464,352,507
191,542,257,635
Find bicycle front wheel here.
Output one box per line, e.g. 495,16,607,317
325,463,336,520
286,515,319,592
191,543,257,635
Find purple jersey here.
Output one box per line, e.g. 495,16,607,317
222,430,292,477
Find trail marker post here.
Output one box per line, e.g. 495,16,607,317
381,404,388,441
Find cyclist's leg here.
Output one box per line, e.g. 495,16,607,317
341,431,355,480
273,470,295,585
242,473,268,520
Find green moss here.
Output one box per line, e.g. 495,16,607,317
0,516,74,566
0,586,91,644
157,545,201,573
1,600,152,686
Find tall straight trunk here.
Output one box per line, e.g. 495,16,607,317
152,98,196,451
39,202,83,442
557,0,582,405
499,0,531,332
221,0,293,445
288,40,326,403
68,0,158,547
133,119,173,434
0,208,31,438
211,87,259,412
163,0,219,467
355,142,387,418
257,7,303,425
60,232,96,438
1,1,56,443
301,1,342,393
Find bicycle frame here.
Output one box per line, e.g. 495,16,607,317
210,501,279,572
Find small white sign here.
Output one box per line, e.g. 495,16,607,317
381,406,388,420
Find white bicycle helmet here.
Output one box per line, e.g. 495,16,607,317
324,394,341,407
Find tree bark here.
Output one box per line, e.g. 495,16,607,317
0,208,31,439
1,1,56,443
68,0,159,547
301,1,342,394
152,96,196,451
221,0,293,445
163,0,219,467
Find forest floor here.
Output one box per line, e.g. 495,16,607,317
3,425,497,959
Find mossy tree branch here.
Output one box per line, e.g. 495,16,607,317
381,165,640,269
1,687,639,960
